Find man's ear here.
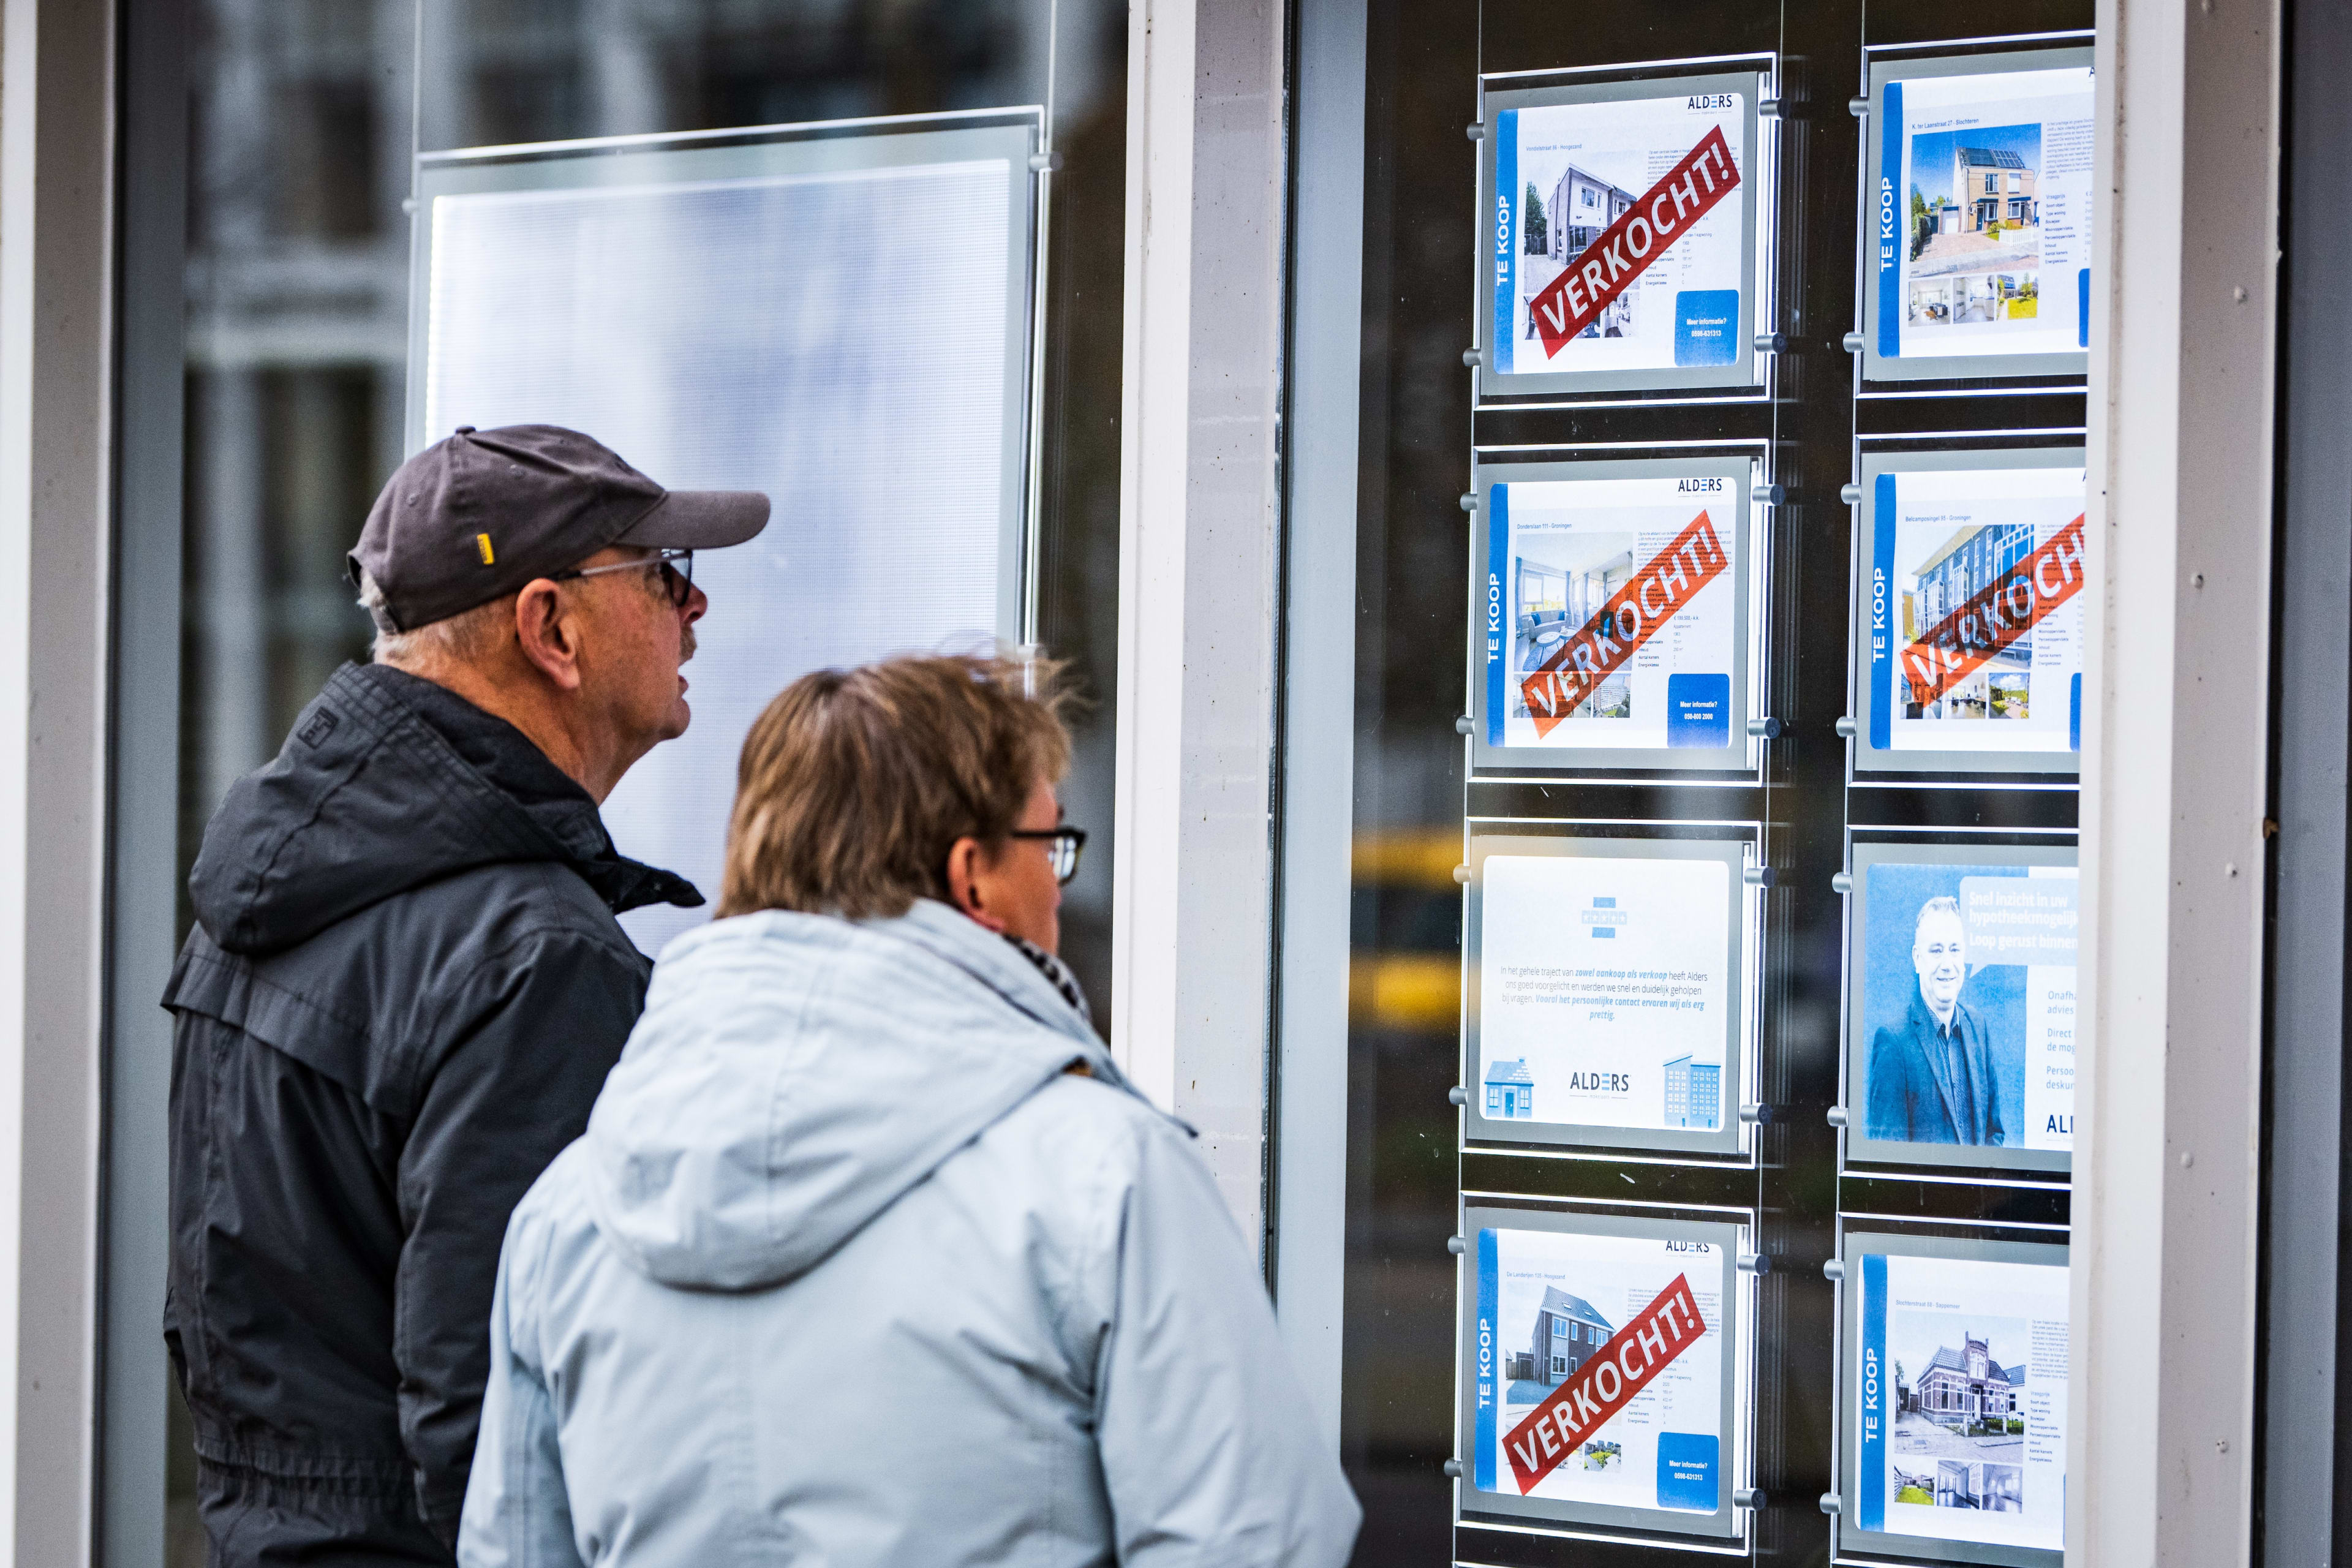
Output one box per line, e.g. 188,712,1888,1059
513,580,585,692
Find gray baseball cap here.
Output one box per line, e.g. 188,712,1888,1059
348,424,770,633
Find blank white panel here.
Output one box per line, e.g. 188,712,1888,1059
415,127,1031,955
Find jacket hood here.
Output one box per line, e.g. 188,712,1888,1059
582,902,1136,1292
188,662,699,957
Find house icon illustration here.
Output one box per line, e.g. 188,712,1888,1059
1484,1058,1536,1120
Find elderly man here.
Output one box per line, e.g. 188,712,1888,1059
163,425,767,1565
1865,894,2008,1146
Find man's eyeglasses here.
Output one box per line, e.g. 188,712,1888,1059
548,548,695,608
1007,825,1087,885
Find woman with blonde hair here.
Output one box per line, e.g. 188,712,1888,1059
459,652,1360,1567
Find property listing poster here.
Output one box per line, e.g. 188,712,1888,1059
1490,91,1748,380
1859,862,2078,1155
1866,464,2087,757
1874,64,2094,363
1483,475,1740,753
1474,1227,1726,1516
1853,1250,2068,1553
1478,851,1732,1134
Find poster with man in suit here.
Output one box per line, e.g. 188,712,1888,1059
1868,896,2004,1144
1858,859,2077,1154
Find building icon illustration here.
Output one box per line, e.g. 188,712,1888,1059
1662,1054,1722,1129
1485,1058,1536,1120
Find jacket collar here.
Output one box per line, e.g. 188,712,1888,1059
189,662,699,957
875,900,1106,1052
363,664,701,916
851,903,1185,1121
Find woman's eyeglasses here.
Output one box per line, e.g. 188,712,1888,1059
548,548,695,608
1007,825,1087,885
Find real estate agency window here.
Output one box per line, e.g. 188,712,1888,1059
1295,0,2088,1561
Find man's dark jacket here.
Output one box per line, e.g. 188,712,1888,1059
163,662,697,1562
1864,989,2008,1146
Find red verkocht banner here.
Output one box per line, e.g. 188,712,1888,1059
1528,125,1741,358
1899,513,2087,707
1518,510,1729,739
1504,1272,1706,1493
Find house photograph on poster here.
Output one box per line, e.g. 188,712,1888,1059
1905,123,2044,331
1849,1245,2068,1553
1482,472,1744,756
1900,519,2040,722
1472,1224,1730,1522
1867,55,2094,372
1483,80,1757,388
1855,455,2089,772
1887,1309,2029,1513
1509,532,1637,717
1524,165,1637,337
1505,1285,1616,1393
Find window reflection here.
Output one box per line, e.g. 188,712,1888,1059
1343,2,1478,1559
175,1,1125,1561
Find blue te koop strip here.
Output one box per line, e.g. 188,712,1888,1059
1475,1229,1500,1490
1875,81,1904,360
1869,472,1898,750
1858,1252,1888,1529
1491,111,1518,377
1485,486,1510,746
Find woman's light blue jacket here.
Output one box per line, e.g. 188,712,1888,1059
457,900,1361,1567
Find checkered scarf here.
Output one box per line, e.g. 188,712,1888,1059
1003,932,1093,1031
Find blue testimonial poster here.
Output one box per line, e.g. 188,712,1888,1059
1875,66,2094,364
1866,463,2087,759
1853,1248,2068,1554
1472,1225,1724,1514
1858,861,2076,1155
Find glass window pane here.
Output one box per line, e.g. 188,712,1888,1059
413,127,1036,952
167,3,1126,1560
